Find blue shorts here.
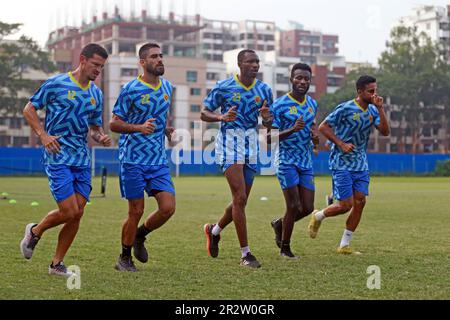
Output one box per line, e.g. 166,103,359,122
221,163,257,186
45,165,91,203
120,163,175,200
276,164,315,191
332,170,370,201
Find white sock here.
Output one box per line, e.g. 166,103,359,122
240,246,250,258
212,224,222,236
315,210,326,221
339,229,353,248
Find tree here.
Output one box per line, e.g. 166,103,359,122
0,22,56,115
378,25,450,153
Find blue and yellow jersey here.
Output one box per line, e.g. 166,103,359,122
113,76,173,165
271,93,318,169
325,99,381,171
30,72,103,166
204,74,273,165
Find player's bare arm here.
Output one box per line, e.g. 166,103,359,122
23,102,61,154
372,94,390,136
90,126,112,146
201,106,237,123
319,120,354,153
267,116,305,144
110,114,156,135
259,100,272,128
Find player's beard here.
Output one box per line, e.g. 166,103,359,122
146,64,165,76
363,96,373,104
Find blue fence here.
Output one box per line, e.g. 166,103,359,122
0,147,449,176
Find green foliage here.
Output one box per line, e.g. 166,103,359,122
435,159,450,176
0,22,56,115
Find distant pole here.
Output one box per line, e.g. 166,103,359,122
101,166,107,197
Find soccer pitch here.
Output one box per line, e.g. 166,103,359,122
0,176,449,300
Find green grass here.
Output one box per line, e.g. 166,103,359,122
0,176,449,299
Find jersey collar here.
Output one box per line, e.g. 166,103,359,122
138,75,162,91
288,93,306,106
234,74,256,91
68,72,91,91
353,99,369,112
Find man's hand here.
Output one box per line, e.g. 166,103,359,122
140,118,156,135
338,141,355,153
221,106,237,122
165,127,175,142
98,134,112,147
40,133,61,154
372,94,384,110
292,116,305,132
259,100,271,122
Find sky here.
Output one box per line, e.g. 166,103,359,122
0,0,449,64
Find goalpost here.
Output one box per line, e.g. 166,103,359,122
91,146,120,197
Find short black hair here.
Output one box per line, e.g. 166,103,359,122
291,63,312,78
237,49,256,63
139,43,161,59
356,75,376,91
80,43,108,59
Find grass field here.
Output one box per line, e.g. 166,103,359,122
0,175,449,300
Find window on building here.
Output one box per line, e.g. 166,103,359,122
13,136,29,147
0,135,10,146
186,71,198,83
190,121,201,129
390,143,398,153
206,72,219,81
190,88,201,96
276,90,285,98
190,104,201,112
9,118,22,129
121,68,138,77
422,128,431,137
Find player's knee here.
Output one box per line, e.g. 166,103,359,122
71,208,84,221
338,200,353,213
160,203,175,219
233,193,247,207
303,203,314,216
128,209,144,221
287,201,300,214
354,197,366,207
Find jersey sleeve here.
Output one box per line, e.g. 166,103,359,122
88,89,103,126
372,106,381,126
112,86,132,122
29,78,57,110
203,83,223,112
325,104,345,128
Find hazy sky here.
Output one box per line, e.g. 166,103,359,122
1,0,449,64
